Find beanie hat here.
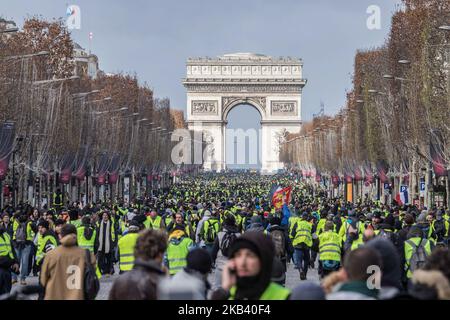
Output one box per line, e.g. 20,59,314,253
186,248,212,274
223,215,236,227
384,214,395,227
290,282,326,300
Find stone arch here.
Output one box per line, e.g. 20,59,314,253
221,97,266,122
183,53,306,173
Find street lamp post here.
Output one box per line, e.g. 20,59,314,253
12,135,24,207
28,133,48,206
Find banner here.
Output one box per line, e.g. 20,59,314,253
331,174,340,186
364,163,374,184
108,154,121,184
96,152,110,185
353,167,363,181
430,130,446,177
0,122,15,181
59,153,74,184
376,160,389,183
73,145,89,181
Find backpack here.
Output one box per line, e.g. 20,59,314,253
205,220,218,243
406,239,428,274
15,222,27,243
84,249,100,300
377,229,399,247
270,229,286,259
220,231,237,258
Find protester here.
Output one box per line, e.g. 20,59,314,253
159,248,212,300
211,215,240,290
39,224,97,300
0,222,19,294
117,220,142,273
109,229,167,300
365,238,403,299
96,211,116,276
326,247,382,300
211,231,291,300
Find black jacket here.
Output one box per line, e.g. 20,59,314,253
266,224,294,259
109,259,165,300
211,231,280,300
211,224,240,263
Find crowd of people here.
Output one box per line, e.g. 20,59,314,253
0,172,450,300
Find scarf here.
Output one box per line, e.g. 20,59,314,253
234,275,268,300
98,220,111,253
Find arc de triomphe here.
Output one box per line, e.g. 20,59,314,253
183,53,307,174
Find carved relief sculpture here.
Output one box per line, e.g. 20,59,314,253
271,101,297,116
191,100,218,115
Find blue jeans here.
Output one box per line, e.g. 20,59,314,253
294,248,310,275
13,243,32,281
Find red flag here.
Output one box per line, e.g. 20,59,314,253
272,186,292,209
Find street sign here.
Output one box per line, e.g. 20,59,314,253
384,183,390,190
420,182,425,192
400,185,408,193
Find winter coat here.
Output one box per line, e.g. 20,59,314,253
40,234,96,300
211,225,240,270
159,268,209,300
109,259,166,300
327,281,378,300
212,231,287,300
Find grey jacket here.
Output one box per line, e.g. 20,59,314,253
158,268,209,300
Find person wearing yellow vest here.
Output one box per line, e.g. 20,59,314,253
116,204,129,217
349,228,375,251
199,211,220,254
68,209,81,229
211,231,291,300
77,216,97,253
165,226,194,276
144,209,165,230
430,211,449,245
109,229,168,300
166,212,194,241
338,211,365,249
12,214,36,285
318,221,341,278
0,224,19,295
118,220,141,273
403,226,433,280
290,212,312,280
96,211,117,276
35,220,58,268
316,212,328,236
52,189,63,212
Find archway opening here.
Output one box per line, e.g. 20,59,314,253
225,104,262,171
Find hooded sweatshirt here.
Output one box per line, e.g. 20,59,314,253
246,216,264,233
366,238,403,299
226,231,284,300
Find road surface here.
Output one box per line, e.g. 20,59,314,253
13,260,320,300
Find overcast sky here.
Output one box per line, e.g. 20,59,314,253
3,0,402,121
